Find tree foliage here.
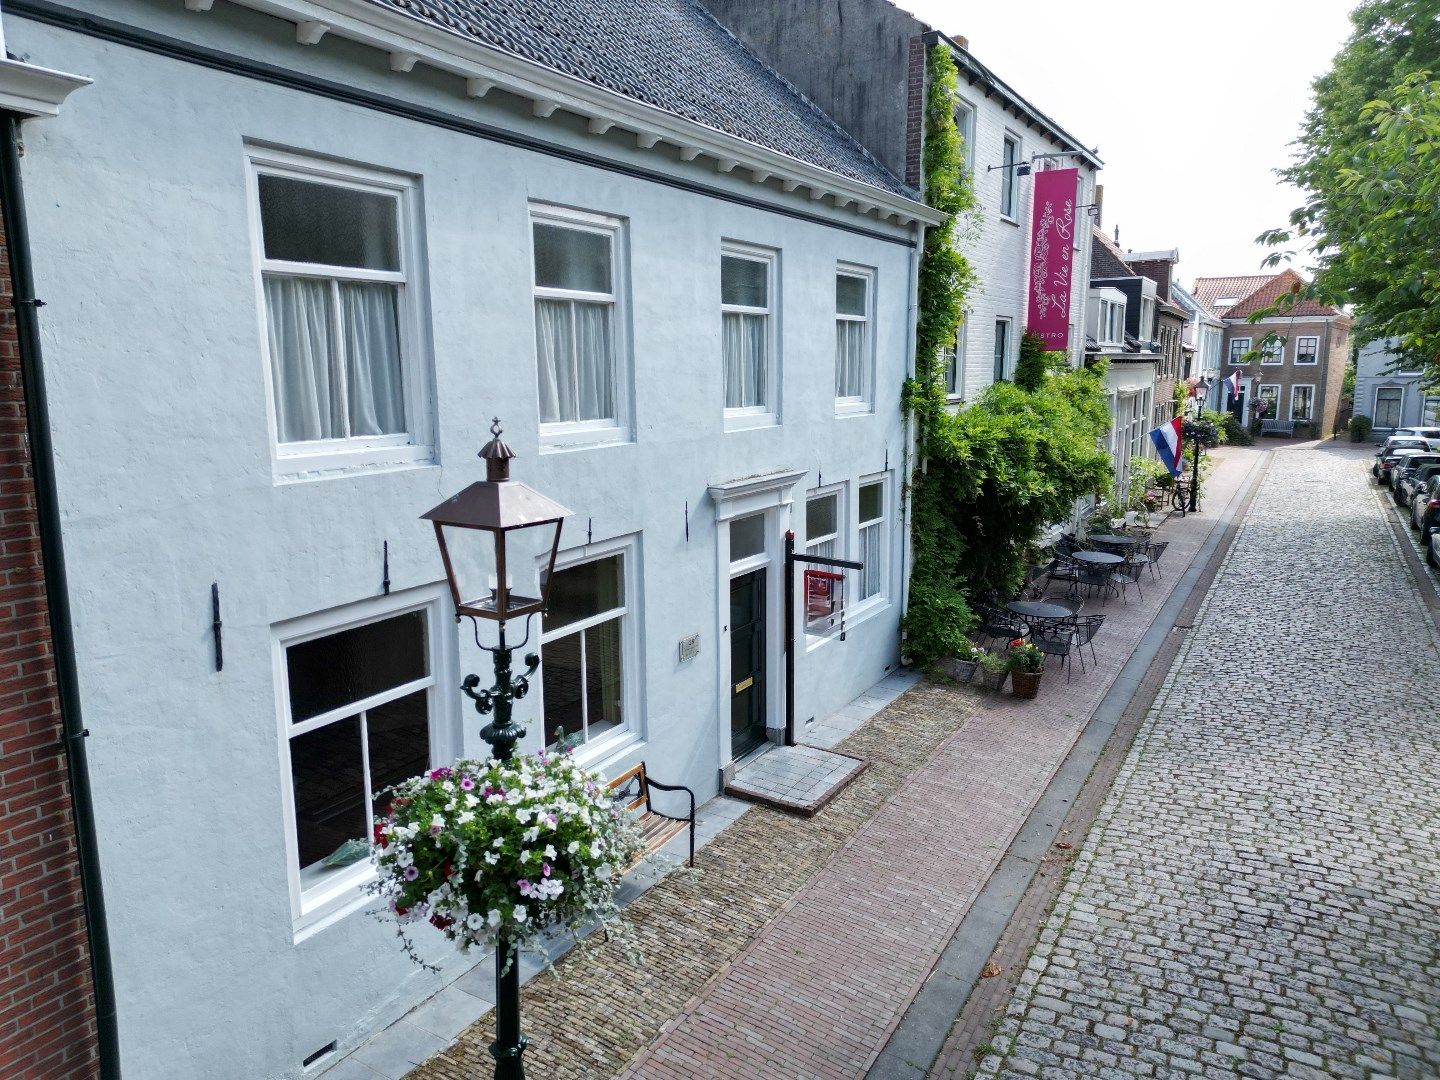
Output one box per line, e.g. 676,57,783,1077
1262,1,1440,370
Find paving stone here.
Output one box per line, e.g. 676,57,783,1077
973,445,1440,1079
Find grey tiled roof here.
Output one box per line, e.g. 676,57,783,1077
372,0,914,197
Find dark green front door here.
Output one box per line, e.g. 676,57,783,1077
730,569,766,759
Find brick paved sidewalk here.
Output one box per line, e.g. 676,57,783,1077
976,442,1440,1079
404,449,1257,1080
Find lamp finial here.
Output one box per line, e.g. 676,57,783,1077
478,417,517,482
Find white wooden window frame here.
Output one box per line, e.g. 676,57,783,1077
536,534,643,767
993,317,1013,381
529,203,632,451
246,147,434,480
1289,383,1316,421
1294,335,1319,365
1260,338,1284,365
954,98,977,174
721,241,780,430
1098,300,1124,348
1425,397,1440,425
1000,133,1021,221
1374,386,1404,428
804,483,846,645
834,264,876,414
1257,383,1281,418
944,313,968,401
1229,337,1251,365
273,584,455,939
855,473,889,609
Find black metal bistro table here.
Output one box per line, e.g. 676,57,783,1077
1006,599,1074,620
1073,550,1124,567
1087,534,1136,549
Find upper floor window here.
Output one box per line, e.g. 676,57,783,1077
993,318,1012,381
1260,338,1284,365
722,244,778,422
1000,135,1020,219
1229,337,1251,365
1139,297,1156,341
276,591,448,932
806,488,841,560
1295,336,1319,365
540,548,632,754
250,150,431,476
835,267,874,410
1098,300,1124,347
531,205,627,445
943,314,967,399
955,100,977,174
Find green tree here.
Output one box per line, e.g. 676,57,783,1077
1262,2,1440,369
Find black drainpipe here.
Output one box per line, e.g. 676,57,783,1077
1,113,121,1079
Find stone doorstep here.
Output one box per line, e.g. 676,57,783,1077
322,671,913,1079
723,744,869,817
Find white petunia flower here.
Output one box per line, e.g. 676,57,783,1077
513,905,528,923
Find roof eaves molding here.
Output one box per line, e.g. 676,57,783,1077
201,0,942,226
0,56,91,118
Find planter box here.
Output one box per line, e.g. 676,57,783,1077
939,657,979,684
978,667,1009,692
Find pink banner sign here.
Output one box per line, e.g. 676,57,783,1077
1026,168,1079,351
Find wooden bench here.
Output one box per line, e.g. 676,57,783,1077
607,762,696,867
1259,419,1296,437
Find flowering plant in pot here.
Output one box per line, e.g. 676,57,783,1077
1007,639,1045,699
938,639,984,683
371,753,643,967
977,649,1010,691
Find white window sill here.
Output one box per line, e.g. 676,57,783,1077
275,444,435,483
1294,362,1318,367
539,423,631,454
724,410,779,433
570,729,643,772
834,400,874,418
293,862,376,943
1000,214,1020,227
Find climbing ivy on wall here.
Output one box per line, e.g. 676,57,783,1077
903,47,1112,670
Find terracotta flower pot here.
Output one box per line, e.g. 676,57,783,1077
1010,670,1042,699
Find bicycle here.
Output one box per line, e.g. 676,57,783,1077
1171,477,1191,516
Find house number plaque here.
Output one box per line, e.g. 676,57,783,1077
678,633,700,664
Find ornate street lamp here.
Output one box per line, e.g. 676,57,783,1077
421,418,572,1080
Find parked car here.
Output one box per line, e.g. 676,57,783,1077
1374,436,1433,476
1393,458,1440,506
1426,523,1440,567
1378,448,1433,486
1410,475,1440,536
1391,426,1440,442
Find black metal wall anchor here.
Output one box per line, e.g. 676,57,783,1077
210,582,223,672
382,540,391,595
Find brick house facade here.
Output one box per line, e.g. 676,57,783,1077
0,189,98,1080
1195,270,1352,434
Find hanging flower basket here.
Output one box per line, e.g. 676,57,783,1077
371,754,643,962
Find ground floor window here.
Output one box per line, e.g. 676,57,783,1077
1424,397,1440,425
1290,384,1314,421
276,593,444,927
805,488,841,560
857,478,886,601
541,549,630,752
1374,387,1403,429
1256,384,1280,420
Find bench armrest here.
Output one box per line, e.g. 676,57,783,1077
642,778,697,823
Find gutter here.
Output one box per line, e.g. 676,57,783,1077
0,114,121,1079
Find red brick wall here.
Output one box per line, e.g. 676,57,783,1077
0,206,98,1077
905,35,924,189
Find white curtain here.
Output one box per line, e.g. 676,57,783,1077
266,276,341,443
265,275,404,443
723,312,767,409
340,283,405,436
536,299,614,423
836,320,867,398
860,522,882,599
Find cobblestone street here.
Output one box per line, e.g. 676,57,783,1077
977,443,1440,1080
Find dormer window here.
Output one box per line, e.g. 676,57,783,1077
1097,298,1125,347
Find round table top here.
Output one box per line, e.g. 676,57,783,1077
1074,549,1123,565
1088,533,1137,546
1006,600,1074,619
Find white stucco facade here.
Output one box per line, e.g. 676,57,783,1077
1355,338,1434,435
947,70,1099,401
9,3,935,1077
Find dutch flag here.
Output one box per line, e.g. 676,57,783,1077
1226,371,1241,400
1149,417,1184,478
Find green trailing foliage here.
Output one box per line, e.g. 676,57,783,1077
901,46,1113,670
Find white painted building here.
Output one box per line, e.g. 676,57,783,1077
6,1,940,1076
942,40,1101,400
1172,281,1226,412
1355,337,1435,435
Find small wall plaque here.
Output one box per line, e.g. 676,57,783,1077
678,633,701,664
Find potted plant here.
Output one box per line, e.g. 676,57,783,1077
1007,639,1045,699
939,640,983,683
977,649,1010,691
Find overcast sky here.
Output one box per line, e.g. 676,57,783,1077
900,0,1357,288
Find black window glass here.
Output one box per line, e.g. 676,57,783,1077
367,690,430,817
290,716,365,868
287,610,427,722
259,174,400,271
544,555,623,632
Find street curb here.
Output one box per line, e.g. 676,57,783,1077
868,449,1275,1080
